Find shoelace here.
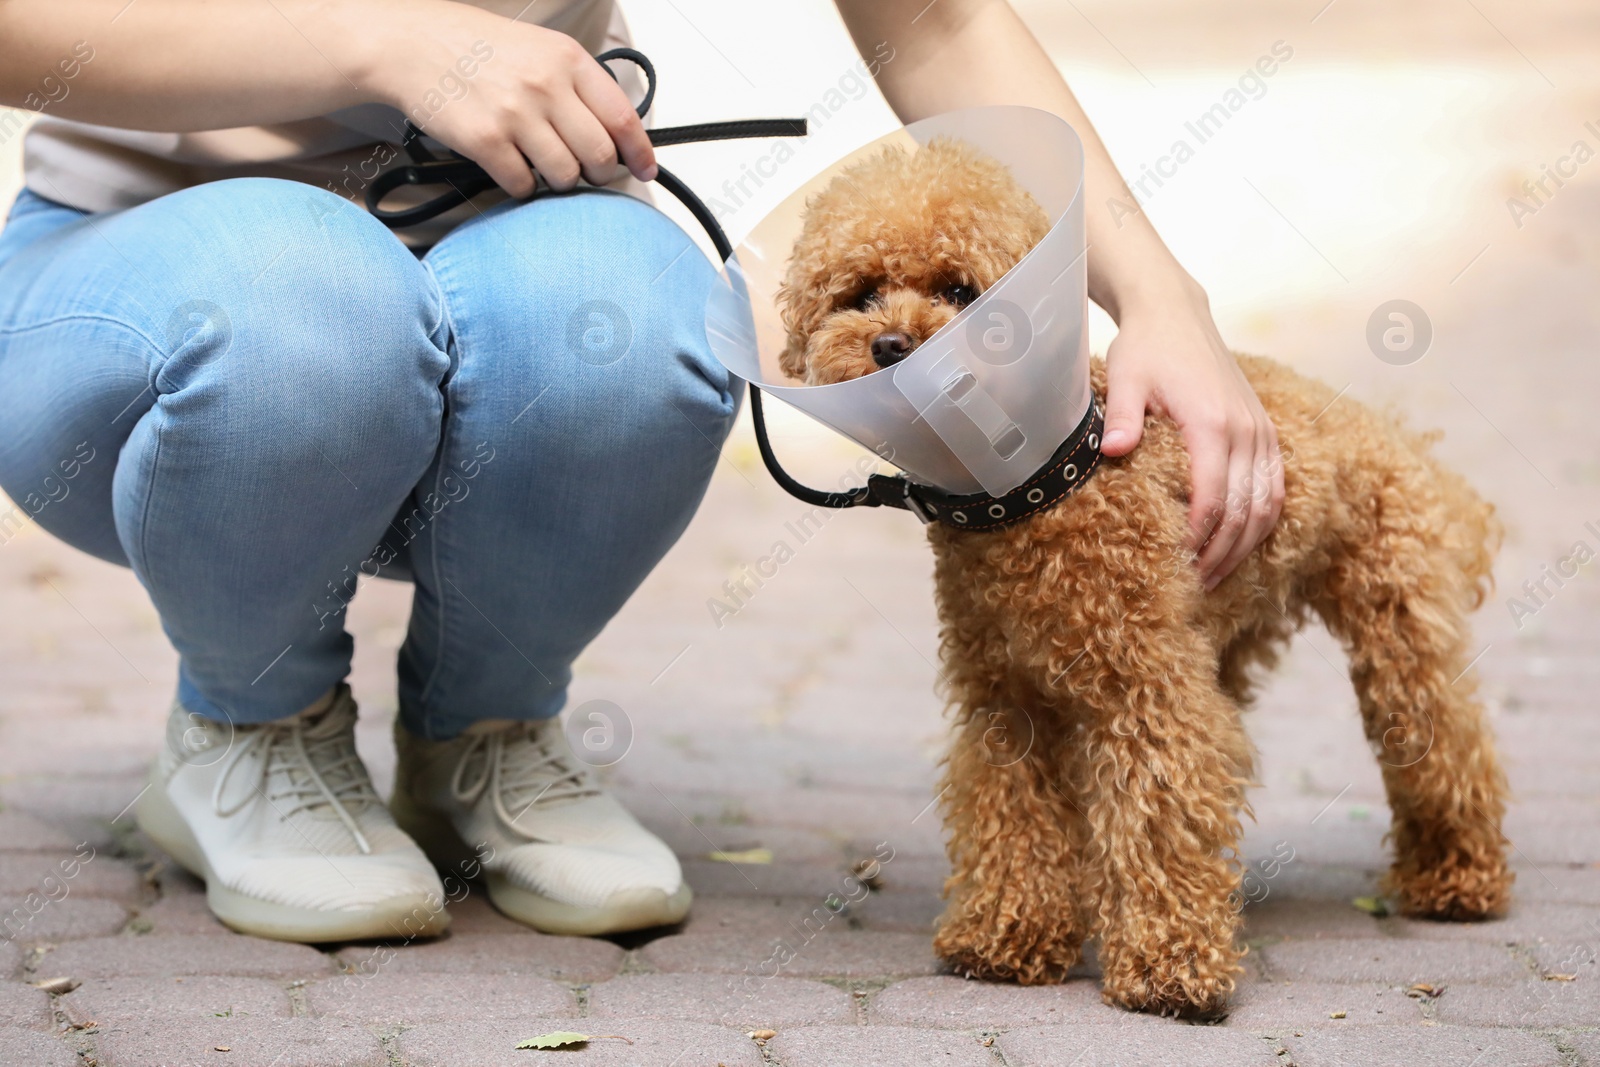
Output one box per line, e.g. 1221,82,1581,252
212,704,381,854
450,721,600,835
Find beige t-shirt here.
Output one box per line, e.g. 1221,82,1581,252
22,0,644,246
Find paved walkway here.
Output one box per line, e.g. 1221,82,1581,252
3,1,1600,1064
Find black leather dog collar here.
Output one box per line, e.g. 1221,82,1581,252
859,400,1105,531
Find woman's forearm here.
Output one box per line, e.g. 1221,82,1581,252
833,0,1199,325
0,0,401,130
0,0,657,194
835,0,1287,585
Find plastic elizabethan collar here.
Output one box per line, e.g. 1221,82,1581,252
704,105,1089,497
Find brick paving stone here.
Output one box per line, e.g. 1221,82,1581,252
1280,1025,1564,1067
850,891,943,934
58,976,291,1024
1433,980,1600,1027
427,891,539,936
1221,981,1426,1027
1506,868,1600,907
1247,819,1391,868
0,775,150,826
655,823,848,865
1565,1031,1600,1065
767,1024,995,1067
95,1017,385,1067
396,1018,763,1066
146,855,205,896
1505,821,1600,866
678,894,858,935
857,855,951,894
0,897,127,944
870,975,1162,1028
127,892,235,936
1239,898,1384,941
996,1023,1283,1066
1255,864,1386,903
0,1027,79,1067
1385,903,1600,945
0,853,143,902
333,932,621,981
0,982,51,1029
1527,941,1600,978
305,971,575,1022
40,934,335,978
733,790,936,838
0,812,79,852
679,858,866,899
587,973,854,1027
1260,938,1530,984
641,929,941,978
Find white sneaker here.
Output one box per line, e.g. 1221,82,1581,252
137,686,449,942
391,717,690,936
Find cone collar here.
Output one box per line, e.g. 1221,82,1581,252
705,105,1089,497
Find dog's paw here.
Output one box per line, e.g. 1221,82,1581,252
1389,857,1513,921
1098,938,1243,1021
933,915,1083,986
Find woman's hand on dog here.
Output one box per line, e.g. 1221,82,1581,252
1099,277,1285,590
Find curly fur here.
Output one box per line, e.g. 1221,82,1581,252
779,139,1512,1019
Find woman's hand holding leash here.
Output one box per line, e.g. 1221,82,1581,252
359,3,657,195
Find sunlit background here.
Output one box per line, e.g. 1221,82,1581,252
5,0,1596,538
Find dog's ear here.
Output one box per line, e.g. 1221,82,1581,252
777,334,810,382
774,276,814,382
775,238,841,383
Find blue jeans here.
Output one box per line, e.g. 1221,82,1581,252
0,178,737,738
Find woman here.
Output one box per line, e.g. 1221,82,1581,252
0,0,1283,943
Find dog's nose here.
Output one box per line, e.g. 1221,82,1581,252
871,331,914,367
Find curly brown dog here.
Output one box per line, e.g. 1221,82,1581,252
776,138,1512,1018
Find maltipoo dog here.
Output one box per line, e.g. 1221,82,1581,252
776,138,1511,1018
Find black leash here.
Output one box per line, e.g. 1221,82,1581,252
367,47,1101,531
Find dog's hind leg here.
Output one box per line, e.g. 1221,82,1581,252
1311,475,1512,920
934,687,1091,985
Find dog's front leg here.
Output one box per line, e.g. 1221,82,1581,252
1049,600,1254,1019
934,685,1090,985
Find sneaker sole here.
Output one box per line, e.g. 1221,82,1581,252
138,766,450,943
391,785,691,936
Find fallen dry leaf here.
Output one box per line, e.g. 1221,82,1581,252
748,1029,777,1041
31,977,79,995
1544,973,1578,982
515,1032,632,1050
1406,983,1445,998
709,847,773,865
214,1047,230,1053
1329,1010,1347,1019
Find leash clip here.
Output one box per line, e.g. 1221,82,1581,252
863,473,931,524
900,485,936,525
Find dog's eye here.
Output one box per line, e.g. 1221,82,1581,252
851,287,882,311
939,284,977,308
